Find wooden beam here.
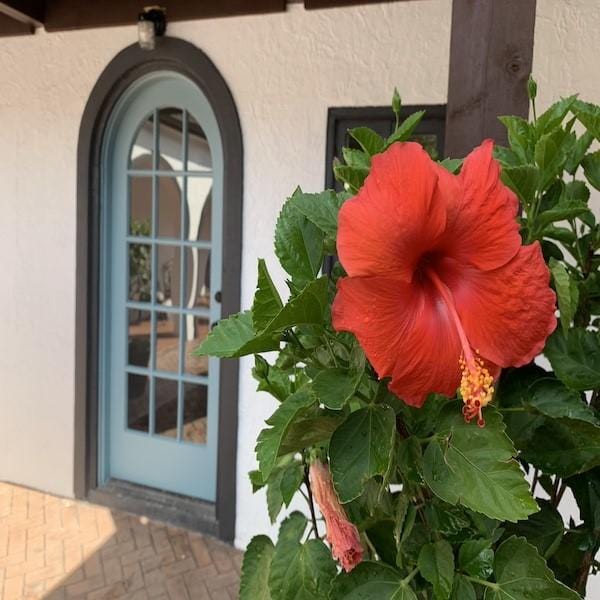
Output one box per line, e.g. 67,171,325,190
444,0,536,157
0,1,44,25
304,0,398,8
0,11,34,34
44,0,286,32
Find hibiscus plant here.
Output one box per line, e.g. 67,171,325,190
197,83,600,599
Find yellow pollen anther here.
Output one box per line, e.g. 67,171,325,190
459,353,494,427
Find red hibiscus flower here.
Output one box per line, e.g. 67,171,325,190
332,140,556,426
309,460,363,572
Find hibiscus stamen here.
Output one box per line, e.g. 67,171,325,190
426,269,494,426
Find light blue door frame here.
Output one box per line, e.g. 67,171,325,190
99,72,223,501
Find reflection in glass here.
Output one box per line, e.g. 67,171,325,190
154,378,178,438
183,315,209,376
182,246,211,311
128,309,151,368
128,243,152,302
129,176,152,236
130,112,154,167
183,384,207,444
128,373,149,432
158,108,183,170
154,314,179,373
187,113,211,172
186,180,212,242
156,245,181,308
157,176,182,238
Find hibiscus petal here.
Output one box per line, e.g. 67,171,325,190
448,242,557,368
337,142,447,282
440,140,521,271
332,275,462,406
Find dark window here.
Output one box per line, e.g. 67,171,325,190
325,105,446,191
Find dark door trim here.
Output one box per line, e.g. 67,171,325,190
74,37,243,542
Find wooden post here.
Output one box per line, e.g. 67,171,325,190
444,0,537,158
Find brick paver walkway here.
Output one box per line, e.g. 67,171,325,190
0,483,241,600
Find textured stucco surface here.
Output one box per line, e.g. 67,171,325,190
0,1,451,545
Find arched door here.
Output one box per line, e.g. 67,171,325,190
100,71,222,501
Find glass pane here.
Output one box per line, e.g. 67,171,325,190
182,383,207,444
183,314,209,376
128,309,151,368
186,179,212,242
128,243,152,303
158,108,183,171
186,113,211,172
128,373,149,432
182,246,211,310
157,176,182,238
129,176,152,236
155,314,179,373
156,245,181,307
154,378,178,438
129,112,154,168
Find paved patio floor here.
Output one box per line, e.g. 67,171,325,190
0,482,241,600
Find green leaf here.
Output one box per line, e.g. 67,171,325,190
240,535,275,600
195,311,280,358
252,259,283,332
567,468,600,532
573,99,600,140
275,192,324,286
387,111,426,146
391,585,418,600
330,562,403,600
458,539,493,579
582,150,600,191
501,164,539,206
334,163,369,193
342,147,371,170
499,116,534,161
484,536,581,599
504,500,564,559
565,131,594,174
312,368,360,410
535,95,576,134
536,199,590,230
329,404,396,503
349,127,385,156
253,355,292,402
289,189,347,243
279,414,344,455
528,379,597,424
549,258,579,334
266,460,304,523
418,540,454,600
439,158,463,174
545,328,600,390
256,390,315,480
423,404,538,522
534,128,574,192
366,519,397,566
259,277,328,335
451,575,476,600
269,535,337,600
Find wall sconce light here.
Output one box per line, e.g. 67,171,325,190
138,6,167,51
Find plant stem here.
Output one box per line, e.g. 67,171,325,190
531,468,540,495
464,575,500,591
303,461,320,539
322,335,339,367
401,566,419,586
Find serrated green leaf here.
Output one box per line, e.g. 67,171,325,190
391,585,418,600
256,390,315,480
312,368,361,410
484,536,580,599
333,163,369,193
275,192,324,287
451,575,476,600
252,259,283,332
582,150,600,191
418,540,454,600
279,414,344,455
387,111,425,146
195,311,280,358
499,116,534,162
534,128,575,192
528,379,597,424
536,199,590,230
329,404,396,503
567,468,600,533
330,562,403,600
423,405,538,522
253,355,292,402
545,328,600,390
501,164,539,206
439,158,463,174
349,127,385,156
266,460,304,523
573,99,600,140
549,258,579,334
565,131,594,174
504,500,564,559
289,189,347,242
458,539,493,579
342,147,371,170
240,535,274,600
535,95,577,134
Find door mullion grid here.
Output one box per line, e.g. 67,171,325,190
176,110,190,443
149,108,159,437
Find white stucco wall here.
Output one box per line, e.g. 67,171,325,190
0,1,451,545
